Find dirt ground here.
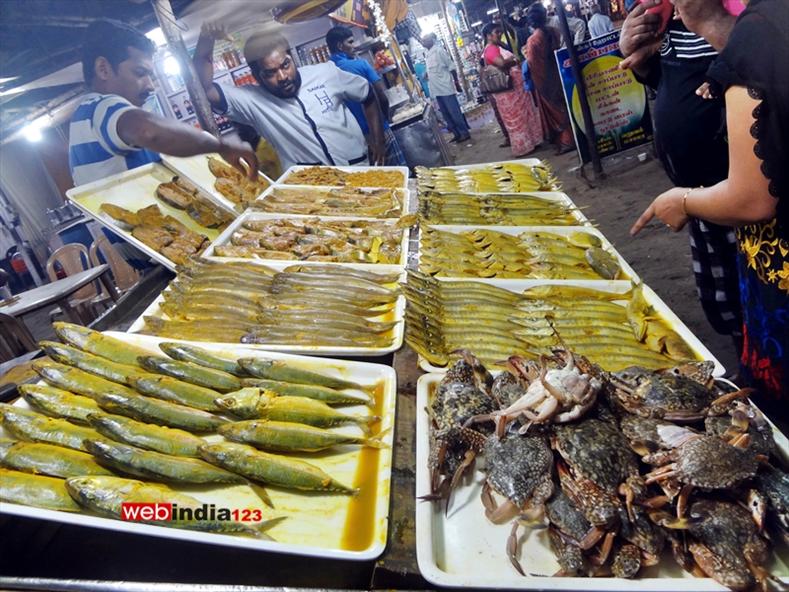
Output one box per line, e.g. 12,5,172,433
445,112,740,375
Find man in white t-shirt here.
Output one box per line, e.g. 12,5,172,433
588,5,615,39
194,24,386,168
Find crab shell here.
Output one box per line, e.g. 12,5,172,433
483,434,554,510
655,435,760,489
612,544,642,579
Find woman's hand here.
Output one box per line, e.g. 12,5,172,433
630,187,690,235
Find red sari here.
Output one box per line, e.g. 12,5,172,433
483,45,543,156
525,27,574,149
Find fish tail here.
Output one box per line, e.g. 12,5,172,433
247,481,274,508
364,427,391,449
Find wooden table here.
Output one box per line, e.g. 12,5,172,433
0,265,118,326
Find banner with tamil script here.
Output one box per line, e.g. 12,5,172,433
555,30,653,163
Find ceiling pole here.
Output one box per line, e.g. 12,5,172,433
152,0,219,137
553,0,603,177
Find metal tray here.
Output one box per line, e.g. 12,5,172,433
277,165,410,191
414,373,789,590
418,225,637,281
161,154,274,215
202,211,410,268
65,163,230,272
0,334,396,561
252,184,410,218
413,279,725,377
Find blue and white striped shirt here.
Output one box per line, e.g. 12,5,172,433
68,93,160,186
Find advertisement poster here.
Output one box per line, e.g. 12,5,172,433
555,31,653,164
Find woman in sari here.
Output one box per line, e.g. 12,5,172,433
525,3,574,154
481,23,542,157
631,0,789,406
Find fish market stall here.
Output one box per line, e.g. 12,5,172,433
1,158,788,592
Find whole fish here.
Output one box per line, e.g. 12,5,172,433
53,322,151,367
0,403,101,451
199,441,356,494
239,379,371,406
1,468,81,512
33,360,139,401
237,358,366,391
159,342,247,376
0,438,113,478
38,340,148,386
213,388,377,430
96,392,227,433
218,420,387,453
19,384,102,424
87,413,205,457
66,476,281,537
138,356,241,392
283,264,400,284
128,375,221,412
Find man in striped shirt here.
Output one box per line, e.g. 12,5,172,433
69,19,257,187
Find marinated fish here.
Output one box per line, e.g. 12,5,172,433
88,413,205,457
219,420,387,453
1,468,81,512
0,438,114,478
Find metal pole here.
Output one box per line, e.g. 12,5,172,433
152,0,219,137
495,0,520,62
440,0,470,99
553,0,603,176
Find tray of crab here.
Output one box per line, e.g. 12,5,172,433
201,211,409,267
415,358,789,591
404,275,725,377
417,225,636,281
0,327,395,560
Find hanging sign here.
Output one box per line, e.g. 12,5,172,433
555,30,653,163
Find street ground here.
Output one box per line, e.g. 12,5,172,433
445,111,739,374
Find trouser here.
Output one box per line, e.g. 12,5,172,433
436,95,470,139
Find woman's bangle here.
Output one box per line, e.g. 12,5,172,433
682,186,702,216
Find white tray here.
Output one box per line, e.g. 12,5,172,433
202,211,410,268
1,334,396,561
439,157,544,170
162,153,274,215
66,163,230,272
419,225,637,281
277,165,410,191
412,279,725,377
251,184,410,218
418,190,593,227
415,373,789,590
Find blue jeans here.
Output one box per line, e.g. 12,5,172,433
436,95,470,139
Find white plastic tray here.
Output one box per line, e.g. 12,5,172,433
418,190,593,226
66,163,230,272
440,157,543,170
252,184,410,218
202,211,410,268
419,225,637,281
162,153,274,215
277,165,409,191
412,279,725,377
414,373,789,590
1,334,396,561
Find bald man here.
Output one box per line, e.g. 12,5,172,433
194,23,385,168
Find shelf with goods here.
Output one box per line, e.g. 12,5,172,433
295,35,332,66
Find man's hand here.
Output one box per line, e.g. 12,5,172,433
200,21,231,42
368,137,386,166
217,137,259,180
618,0,662,70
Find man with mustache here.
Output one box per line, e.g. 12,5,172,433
69,19,257,187
193,23,386,169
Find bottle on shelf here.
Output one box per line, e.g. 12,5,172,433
172,103,183,119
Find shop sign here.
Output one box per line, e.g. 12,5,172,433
555,31,653,164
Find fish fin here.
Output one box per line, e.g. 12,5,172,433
253,515,287,539
364,427,391,449
247,481,274,508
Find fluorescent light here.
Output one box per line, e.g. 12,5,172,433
471,20,483,27
23,118,47,142
542,0,551,6
146,27,166,47
486,7,499,14
0,86,25,98
163,55,181,76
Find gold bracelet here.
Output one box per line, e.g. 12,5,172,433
682,186,702,216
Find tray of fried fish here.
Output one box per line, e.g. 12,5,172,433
252,184,409,218
278,165,409,191
66,163,236,271
402,273,724,377
202,211,410,267
128,259,405,356
0,325,395,560
162,153,273,215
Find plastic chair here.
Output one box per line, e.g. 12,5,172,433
89,234,140,294
46,243,101,322
0,313,36,361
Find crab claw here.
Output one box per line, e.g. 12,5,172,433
648,510,693,530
